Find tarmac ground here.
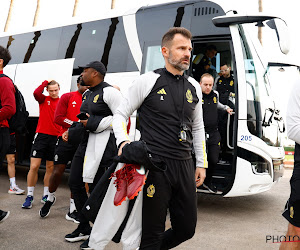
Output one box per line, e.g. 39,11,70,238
0,164,294,249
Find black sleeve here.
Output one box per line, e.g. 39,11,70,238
85,115,105,132
68,122,85,146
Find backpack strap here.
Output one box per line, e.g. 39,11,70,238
0,73,16,88
0,73,14,84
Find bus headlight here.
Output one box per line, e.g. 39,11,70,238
238,147,272,177
251,161,271,175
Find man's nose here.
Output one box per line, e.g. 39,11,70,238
184,49,191,57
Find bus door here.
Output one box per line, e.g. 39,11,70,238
191,39,237,194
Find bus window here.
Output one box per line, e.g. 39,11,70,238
106,18,138,73
57,18,138,73
142,44,164,73
0,37,9,49
57,20,110,71
4,29,62,64
136,5,192,50
239,25,280,147
5,33,34,64
27,28,62,63
238,26,262,138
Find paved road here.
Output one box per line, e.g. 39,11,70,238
0,165,292,249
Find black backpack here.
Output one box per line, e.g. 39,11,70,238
0,74,29,134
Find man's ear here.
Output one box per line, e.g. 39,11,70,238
92,70,99,78
0,59,3,68
161,46,169,58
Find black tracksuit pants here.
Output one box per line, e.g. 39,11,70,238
282,143,300,227
68,133,117,224
205,130,221,184
140,155,197,250
68,140,105,224
0,128,10,169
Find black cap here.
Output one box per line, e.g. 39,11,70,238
79,61,106,76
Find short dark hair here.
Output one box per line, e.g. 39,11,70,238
206,45,217,52
220,61,229,67
0,45,11,67
161,27,192,48
200,73,214,82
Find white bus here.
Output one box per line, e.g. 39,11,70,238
0,0,294,197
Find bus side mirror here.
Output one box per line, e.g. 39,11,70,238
266,18,290,55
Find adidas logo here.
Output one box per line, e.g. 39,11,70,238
72,101,77,104
157,88,167,95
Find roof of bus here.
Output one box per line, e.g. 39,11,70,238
0,0,229,38
0,6,136,37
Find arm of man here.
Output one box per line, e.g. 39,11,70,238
215,90,233,114
33,80,48,104
189,77,208,187
62,130,69,142
0,78,16,122
213,76,220,90
93,115,113,133
113,72,159,150
286,80,300,144
91,86,123,133
54,93,74,128
85,87,122,133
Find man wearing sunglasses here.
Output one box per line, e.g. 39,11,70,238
215,62,235,107
215,62,235,162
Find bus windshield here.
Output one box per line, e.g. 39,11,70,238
238,25,283,147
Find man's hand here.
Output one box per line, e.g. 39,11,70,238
42,80,49,88
79,113,90,127
118,141,130,156
204,65,210,71
195,167,206,187
226,107,233,115
62,130,69,142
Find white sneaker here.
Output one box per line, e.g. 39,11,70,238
8,186,25,195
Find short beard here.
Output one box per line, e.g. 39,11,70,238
168,55,190,72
